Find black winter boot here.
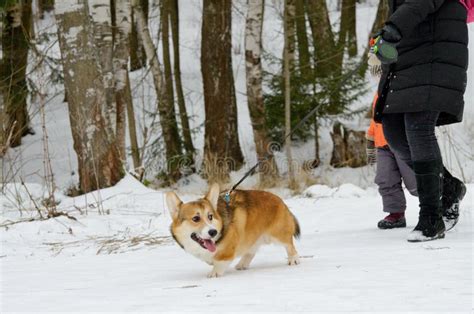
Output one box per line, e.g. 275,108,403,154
407,160,446,242
442,168,466,231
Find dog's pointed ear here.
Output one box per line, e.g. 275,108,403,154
205,183,220,209
165,192,182,220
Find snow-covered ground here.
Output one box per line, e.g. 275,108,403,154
1,1,474,312
1,176,472,312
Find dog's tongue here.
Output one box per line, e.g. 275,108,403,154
203,239,216,252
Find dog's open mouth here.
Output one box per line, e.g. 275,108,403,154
191,233,216,252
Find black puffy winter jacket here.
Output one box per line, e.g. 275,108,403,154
375,0,469,126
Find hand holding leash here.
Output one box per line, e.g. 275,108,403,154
370,24,401,64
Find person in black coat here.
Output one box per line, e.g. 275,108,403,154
372,0,469,242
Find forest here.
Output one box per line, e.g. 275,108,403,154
1,1,473,312
0,0,391,196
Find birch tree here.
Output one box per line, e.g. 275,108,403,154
113,0,140,169
90,0,117,135
245,0,279,185
284,0,296,187
133,0,183,182
55,0,123,192
1,0,33,148
201,0,244,182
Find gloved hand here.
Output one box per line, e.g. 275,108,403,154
367,52,382,77
366,140,376,165
370,24,402,64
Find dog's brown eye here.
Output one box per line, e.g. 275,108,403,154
192,216,200,223
208,213,213,221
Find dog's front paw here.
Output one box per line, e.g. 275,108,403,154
207,261,229,278
288,255,300,266
207,269,224,278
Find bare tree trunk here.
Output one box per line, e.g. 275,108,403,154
114,0,140,169
125,74,141,170
169,0,195,163
228,63,244,169
306,0,335,77
369,0,389,41
1,1,32,148
56,0,123,193
160,0,177,164
295,0,311,78
130,0,148,71
359,0,388,76
338,0,357,57
284,0,296,67
38,0,55,19
90,0,116,135
201,0,244,183
91,0,128,163
347,0,357,57
0,90,5,156
245,0,279,186
284,0,296,188
307,0,344,113
0,90,3,154
133,0,183,182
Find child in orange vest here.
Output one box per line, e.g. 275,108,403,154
366,94,418,229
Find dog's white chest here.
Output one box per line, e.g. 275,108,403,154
181,237,215,265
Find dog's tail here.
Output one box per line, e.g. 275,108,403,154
291,213,301,239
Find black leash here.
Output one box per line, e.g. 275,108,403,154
229,102,323,193
224,59,367,203
222,100,325,207
222,101,324,208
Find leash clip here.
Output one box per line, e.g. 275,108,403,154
223,191,231,204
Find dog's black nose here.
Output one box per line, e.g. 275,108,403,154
208,229,217,238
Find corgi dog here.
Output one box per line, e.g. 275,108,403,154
166,183,300,278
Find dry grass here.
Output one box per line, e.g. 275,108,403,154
43,232,173,256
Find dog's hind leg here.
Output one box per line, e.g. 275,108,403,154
284,240,300,266
235,244,260,270
269,233,300,266
235,253,254,270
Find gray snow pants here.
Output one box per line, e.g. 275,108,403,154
375,146,418,213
